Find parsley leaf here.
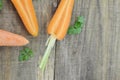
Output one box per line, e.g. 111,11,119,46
67,16,84,34
19,47,33,61
0,0,3,10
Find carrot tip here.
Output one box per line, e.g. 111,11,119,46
32,32,38,37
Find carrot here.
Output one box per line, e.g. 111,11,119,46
55,0,74,40
0,30,29,46
47,0,69,35
39,0,74,71
11,0,39,37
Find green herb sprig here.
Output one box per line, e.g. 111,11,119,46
67,16,84,34
19,47,33,61
0,0,3,10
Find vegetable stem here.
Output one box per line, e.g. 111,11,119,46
39,35,56,71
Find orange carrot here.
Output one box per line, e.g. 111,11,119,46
47,0,69,35
0,29,29,46
39,0,74,71
11,0,39,37
55,0,74,40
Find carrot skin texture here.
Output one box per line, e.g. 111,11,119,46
0,30,29,46
11,0,39,37
55,0,74,40
22,0,39,36
47,0,74,40
47,0,69,35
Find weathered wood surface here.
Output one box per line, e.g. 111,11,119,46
0,0,120,80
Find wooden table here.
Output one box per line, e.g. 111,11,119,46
0,0,120,80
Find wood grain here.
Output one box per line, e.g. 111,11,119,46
55,0,120,80
0,0,57,80
0,0,120,80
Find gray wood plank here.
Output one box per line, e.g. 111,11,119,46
55,0,120,80
1,0,120,80
0,0,57,80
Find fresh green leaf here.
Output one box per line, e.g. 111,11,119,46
67,16,85,34
0,0,3,10
19,47,33,61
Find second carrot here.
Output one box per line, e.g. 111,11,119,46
39,0,75,71
11,0,39,37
